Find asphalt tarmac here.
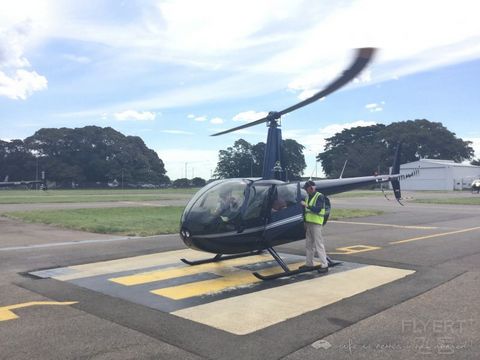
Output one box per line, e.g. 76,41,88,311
0,193,479,359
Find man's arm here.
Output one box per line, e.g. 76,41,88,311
308,193,325,214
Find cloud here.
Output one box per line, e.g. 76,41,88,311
152,0,298,56
187,114,209,122
160,130,193,135
466,137,480,159
0,69,47,100
365,102,385,112
210,117,224,124
0,20,47,99
62,54,91,64
114,110,156,121
232,110,268,122
157,148,219,179
48,0,480,119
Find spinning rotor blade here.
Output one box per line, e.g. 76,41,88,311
212,47,376,137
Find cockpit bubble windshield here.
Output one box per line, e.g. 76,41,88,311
184,180,247,229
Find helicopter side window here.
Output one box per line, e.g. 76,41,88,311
272,184,298,212
242,185,270,222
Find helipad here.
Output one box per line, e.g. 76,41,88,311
30,249,414,334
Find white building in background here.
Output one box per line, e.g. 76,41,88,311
397,159,480,191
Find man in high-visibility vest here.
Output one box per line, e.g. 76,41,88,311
300,180,328,272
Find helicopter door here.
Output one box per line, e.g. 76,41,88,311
266,183,304,241
270,183,302,219
241,184,271,230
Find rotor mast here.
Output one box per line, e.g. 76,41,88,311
263,111,286,181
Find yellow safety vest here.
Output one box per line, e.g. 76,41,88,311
305,192,325,225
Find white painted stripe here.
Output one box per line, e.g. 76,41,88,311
51,249,205,281
0,234,174,252
172,265,415,335
330,220,438,230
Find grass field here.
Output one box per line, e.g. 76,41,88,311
5,206,184,236
4,207,384,236
412,197,480,205
0,188,200,204
2,187,385,236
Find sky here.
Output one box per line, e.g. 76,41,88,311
1,0,480,181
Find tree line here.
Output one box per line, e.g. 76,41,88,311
1,126,169,187
318,119,474,177
1,120,476,188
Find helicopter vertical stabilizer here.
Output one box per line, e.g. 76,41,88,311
390,143,402,202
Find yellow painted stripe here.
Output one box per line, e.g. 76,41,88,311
152,262,305,299
390,226,480,244
172,265,414,335
0,301,77,322
109,254,272,286
330,245,381,255
330,220,438,230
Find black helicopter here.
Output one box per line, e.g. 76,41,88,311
179,48,409,280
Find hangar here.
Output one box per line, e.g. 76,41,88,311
397,159,480,191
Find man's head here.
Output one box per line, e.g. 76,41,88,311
303,180,316,194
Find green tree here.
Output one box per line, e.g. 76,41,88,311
281,139,306,180
190,177,206,187
0,139,38,180
22,126,169,186
173,178,190,188
214,139,258,178
317,120,474,178
214,138,306,179
318,124,386,177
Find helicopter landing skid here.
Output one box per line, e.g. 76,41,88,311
180,250,264,266
252,248,341,281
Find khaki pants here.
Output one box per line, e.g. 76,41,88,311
305,222,327,267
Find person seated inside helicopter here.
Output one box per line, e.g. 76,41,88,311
213,189,241,221
271,197,287,212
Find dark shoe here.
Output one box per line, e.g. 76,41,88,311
299,264,315,270
318,266,329,273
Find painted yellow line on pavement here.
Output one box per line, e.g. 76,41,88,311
330,220,437,230
173,265,414,335
109,254,272,286
330,245,382,255
0,301,77,322
152,262,305,299
390,226,480,244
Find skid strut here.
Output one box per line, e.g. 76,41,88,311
253,248,341,281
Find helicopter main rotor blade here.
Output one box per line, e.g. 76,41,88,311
211,113,272,136
211,47,376,137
